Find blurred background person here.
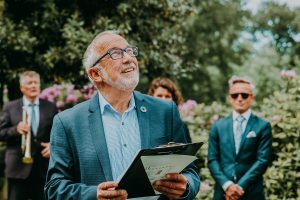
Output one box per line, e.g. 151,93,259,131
0,71,57,200
148,77,184,106
148,77,191,142
207,76,272,200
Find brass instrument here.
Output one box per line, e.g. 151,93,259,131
21,107,33,164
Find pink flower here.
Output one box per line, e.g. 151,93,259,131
212,114,219,121
181,100,197,112
66,94,77,104
272,115,281,122
281,69,297,79
56,101,65,109
67,84,75,94
179,100,197,117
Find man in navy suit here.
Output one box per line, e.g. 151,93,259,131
0,71,57,200
208,76,272,200
45,30,200,200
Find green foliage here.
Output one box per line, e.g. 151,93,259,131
254,2,300,67
181,75,300,199
259,76,300,199
232,45,285,102
181,102,230,199
181,0,251,103
1,0,201,98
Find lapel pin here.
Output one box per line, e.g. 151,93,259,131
140,106,147,113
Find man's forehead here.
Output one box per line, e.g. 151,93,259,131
97,34,128,51
230,82,253,92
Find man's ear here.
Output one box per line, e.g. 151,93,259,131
87,67,103,83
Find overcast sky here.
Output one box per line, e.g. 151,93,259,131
245,0,300,13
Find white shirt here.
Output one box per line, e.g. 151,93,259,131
22,96,40,135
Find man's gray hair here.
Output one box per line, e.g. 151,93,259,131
82,30,120,71
19,71,40,85
228,75,256,94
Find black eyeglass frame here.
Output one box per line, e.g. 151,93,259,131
230,93,252,100
91,46,138,67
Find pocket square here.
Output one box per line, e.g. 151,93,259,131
246,131,257,138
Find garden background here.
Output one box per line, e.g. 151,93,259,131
0,0,299,199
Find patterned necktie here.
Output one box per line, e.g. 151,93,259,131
29,103,38,135
235,115,245,154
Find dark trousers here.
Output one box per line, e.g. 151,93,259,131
8,165,45,200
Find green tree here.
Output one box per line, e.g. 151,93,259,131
1,0,256,105
259,74,300,199
253,2,300,68
180,0,251,103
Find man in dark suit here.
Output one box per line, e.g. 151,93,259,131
0,71,57,200
45,31,200,200
208,76,272,200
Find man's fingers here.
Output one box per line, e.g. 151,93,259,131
99,189,127,198
153,180,186,199
97,181,128,199
98,181,118,190
165,173,187,183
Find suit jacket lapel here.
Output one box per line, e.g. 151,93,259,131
226,115,236,157
134,91,150,149
88,94,113,181
238,113,255,155
37,100,45,137
17,99,23,122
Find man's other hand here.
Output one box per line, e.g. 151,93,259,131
225,184,244,200
41,142,50,158
17,121,30,135
97,182,127,200
153,173,188,199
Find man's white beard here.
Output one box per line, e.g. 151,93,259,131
101,68,139,91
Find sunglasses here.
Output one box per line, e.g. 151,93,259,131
230,93,252,100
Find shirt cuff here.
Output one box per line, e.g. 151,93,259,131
222,181,234,191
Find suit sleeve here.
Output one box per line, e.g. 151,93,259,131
0,105,20,141
171,102,200,200
207,123,231,186
237,122,272,190
44,115,97,200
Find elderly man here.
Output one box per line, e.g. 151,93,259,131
0,71,57,200
208,76,272,200
45,31,200,200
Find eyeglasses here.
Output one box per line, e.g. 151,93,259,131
92,46,138,67
230,93,252,100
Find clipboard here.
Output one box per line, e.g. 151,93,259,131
116,142,203,198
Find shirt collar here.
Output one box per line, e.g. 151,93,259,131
232,109,251,121
23,96,40,106
98,91,136,115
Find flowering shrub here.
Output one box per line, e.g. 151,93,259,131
180,101,229,199
40,83,97,111
259,70,300,199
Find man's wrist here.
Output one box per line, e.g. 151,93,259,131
222,181,234,191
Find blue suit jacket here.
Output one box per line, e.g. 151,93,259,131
208,113,272,200
45,91,200,200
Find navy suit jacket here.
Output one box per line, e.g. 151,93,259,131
0,98,57,179
208,113,272,200
45,91,200,200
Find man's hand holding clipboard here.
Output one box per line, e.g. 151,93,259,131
116,142,204,199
